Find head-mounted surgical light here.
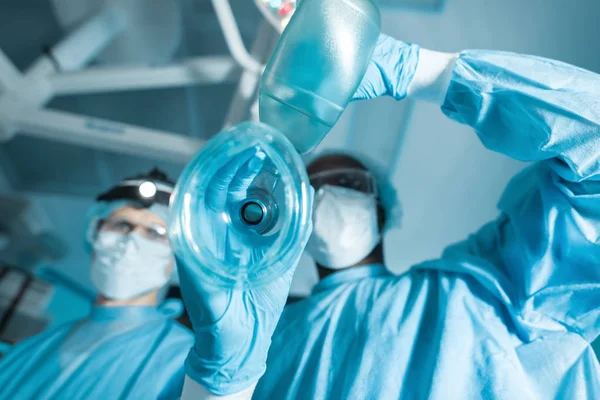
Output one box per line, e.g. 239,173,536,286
95,168,174,208
139,181,157,199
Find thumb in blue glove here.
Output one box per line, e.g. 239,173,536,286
204,147,266,213
352,34,420,101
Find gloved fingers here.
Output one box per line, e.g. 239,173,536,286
351,34,394,101
205,148,260,212
352,34,418,102
212,147,259,188
228,151,267,204
373,33,395,54
351,61,385,101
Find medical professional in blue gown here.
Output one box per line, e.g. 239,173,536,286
0,169,193,400
178,35,600,400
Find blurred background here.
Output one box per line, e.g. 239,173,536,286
0,0,599,357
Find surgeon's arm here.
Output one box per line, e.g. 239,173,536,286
408,48,600,182
357,37,600,173
408,46,600,341
356,36,600,340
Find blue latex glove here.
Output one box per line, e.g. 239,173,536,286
176,148,313,396
352,34,420,101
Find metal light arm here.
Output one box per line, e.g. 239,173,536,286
0,49,24,92
0,1,276,162
210,0,265,74
26,6,127,79
49,55,239,95
2,105,204,163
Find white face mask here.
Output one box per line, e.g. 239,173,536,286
91,231,173,300
306,185,381,269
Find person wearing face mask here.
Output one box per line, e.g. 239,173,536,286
250,37,600,399
0,168,193,400
251,152,400,398
176,150,396,400
178,34,600,400
304,154,392,275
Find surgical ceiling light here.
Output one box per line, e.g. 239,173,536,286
255,0,297,33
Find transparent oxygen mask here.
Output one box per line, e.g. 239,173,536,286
168,122,312,289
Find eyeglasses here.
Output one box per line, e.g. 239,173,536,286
99,217,169,245
309,168,378,195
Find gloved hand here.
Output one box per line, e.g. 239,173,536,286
176,147,313,396
352,34,420,101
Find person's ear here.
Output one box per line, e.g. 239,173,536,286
165,260,174,278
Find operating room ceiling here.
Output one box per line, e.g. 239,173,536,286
0,0,414,297
0,0,264,197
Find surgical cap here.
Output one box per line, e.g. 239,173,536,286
305,149,401,231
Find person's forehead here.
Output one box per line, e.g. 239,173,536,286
307,154,366,176
110,205,167,228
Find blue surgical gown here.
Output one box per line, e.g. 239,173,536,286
0,301,193,400
254,51,600,399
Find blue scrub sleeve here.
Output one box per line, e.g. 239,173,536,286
438,50,600,342
443,50,600,182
